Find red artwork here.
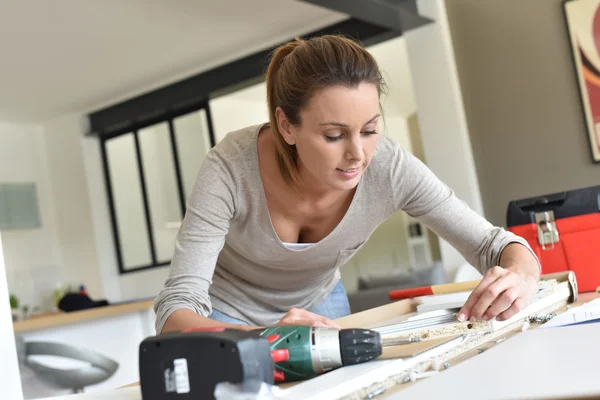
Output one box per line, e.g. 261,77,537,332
565,0,600,162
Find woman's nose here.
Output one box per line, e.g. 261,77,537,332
345,137,363,161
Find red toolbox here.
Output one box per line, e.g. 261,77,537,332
506,185,600,292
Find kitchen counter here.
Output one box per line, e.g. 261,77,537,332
13,299,154,333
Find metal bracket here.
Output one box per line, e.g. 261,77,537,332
535,211,559,250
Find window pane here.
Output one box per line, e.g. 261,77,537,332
138,122,181,264
106,134,152,269
173,109,212,201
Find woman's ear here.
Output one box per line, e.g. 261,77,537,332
275,107,296,146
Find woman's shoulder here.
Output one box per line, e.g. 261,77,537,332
194,124,266,193
368,135,406,173
375,134,402,154
211,123,264,158
366,134,427,191
202,124,265,175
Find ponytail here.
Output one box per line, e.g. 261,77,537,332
265,39,305,189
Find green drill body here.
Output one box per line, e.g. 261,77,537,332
259,326,317,381
258,325,382,383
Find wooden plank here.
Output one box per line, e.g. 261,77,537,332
336,298,416,329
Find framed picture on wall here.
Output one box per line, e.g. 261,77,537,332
564,0,600,162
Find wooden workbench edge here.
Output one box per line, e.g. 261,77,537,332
13,299,155,332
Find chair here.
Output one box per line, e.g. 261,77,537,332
24,341,119,393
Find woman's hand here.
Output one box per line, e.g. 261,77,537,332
276,308,342,329
458,265,538,322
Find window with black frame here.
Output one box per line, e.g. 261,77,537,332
100,105,216,273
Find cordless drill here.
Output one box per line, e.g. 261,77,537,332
258,325,383,382
139,326,383,399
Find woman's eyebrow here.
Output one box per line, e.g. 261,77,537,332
319,114,381,127
364,114,381,124
319,121,348,127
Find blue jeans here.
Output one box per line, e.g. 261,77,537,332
208,281,351,325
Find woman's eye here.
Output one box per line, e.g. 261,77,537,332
325,135,344,142
325,130,377,142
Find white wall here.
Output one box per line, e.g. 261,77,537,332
445,0,600,226
44,115,103,298
0,117,106,312
0,114,167,306
403,0,483,280
0,232,23,400
368,38,417,118
0,122,64,311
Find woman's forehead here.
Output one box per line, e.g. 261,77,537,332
302,83,380,123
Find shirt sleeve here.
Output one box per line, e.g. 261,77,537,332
391,145,540,275
153,148,237,333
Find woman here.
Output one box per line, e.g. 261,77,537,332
154,35,540,334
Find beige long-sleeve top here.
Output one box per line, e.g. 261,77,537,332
153,124,536,332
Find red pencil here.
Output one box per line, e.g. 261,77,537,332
389,280,480,301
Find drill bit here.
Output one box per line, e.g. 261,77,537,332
382,337,422,347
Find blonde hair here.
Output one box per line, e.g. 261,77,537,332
265,35,386,189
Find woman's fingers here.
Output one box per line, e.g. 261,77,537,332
323,318,343,329
460,266,537,323
458,266,505,321
482,287,519,321
469,275,515,321
496,297,526,321
278,308,341,329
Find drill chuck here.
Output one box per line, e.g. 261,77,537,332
339,328,383,366
310,328,383,373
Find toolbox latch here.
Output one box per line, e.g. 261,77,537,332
535,211,559,250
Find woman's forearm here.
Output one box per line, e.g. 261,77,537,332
161,309,260,333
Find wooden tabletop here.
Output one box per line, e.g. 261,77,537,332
13,299,154,333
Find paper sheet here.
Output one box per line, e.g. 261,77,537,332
540,298,600,329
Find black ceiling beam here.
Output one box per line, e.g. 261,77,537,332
88,18,398,138
298,0,433,32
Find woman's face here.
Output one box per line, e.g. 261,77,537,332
279,82,381,193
